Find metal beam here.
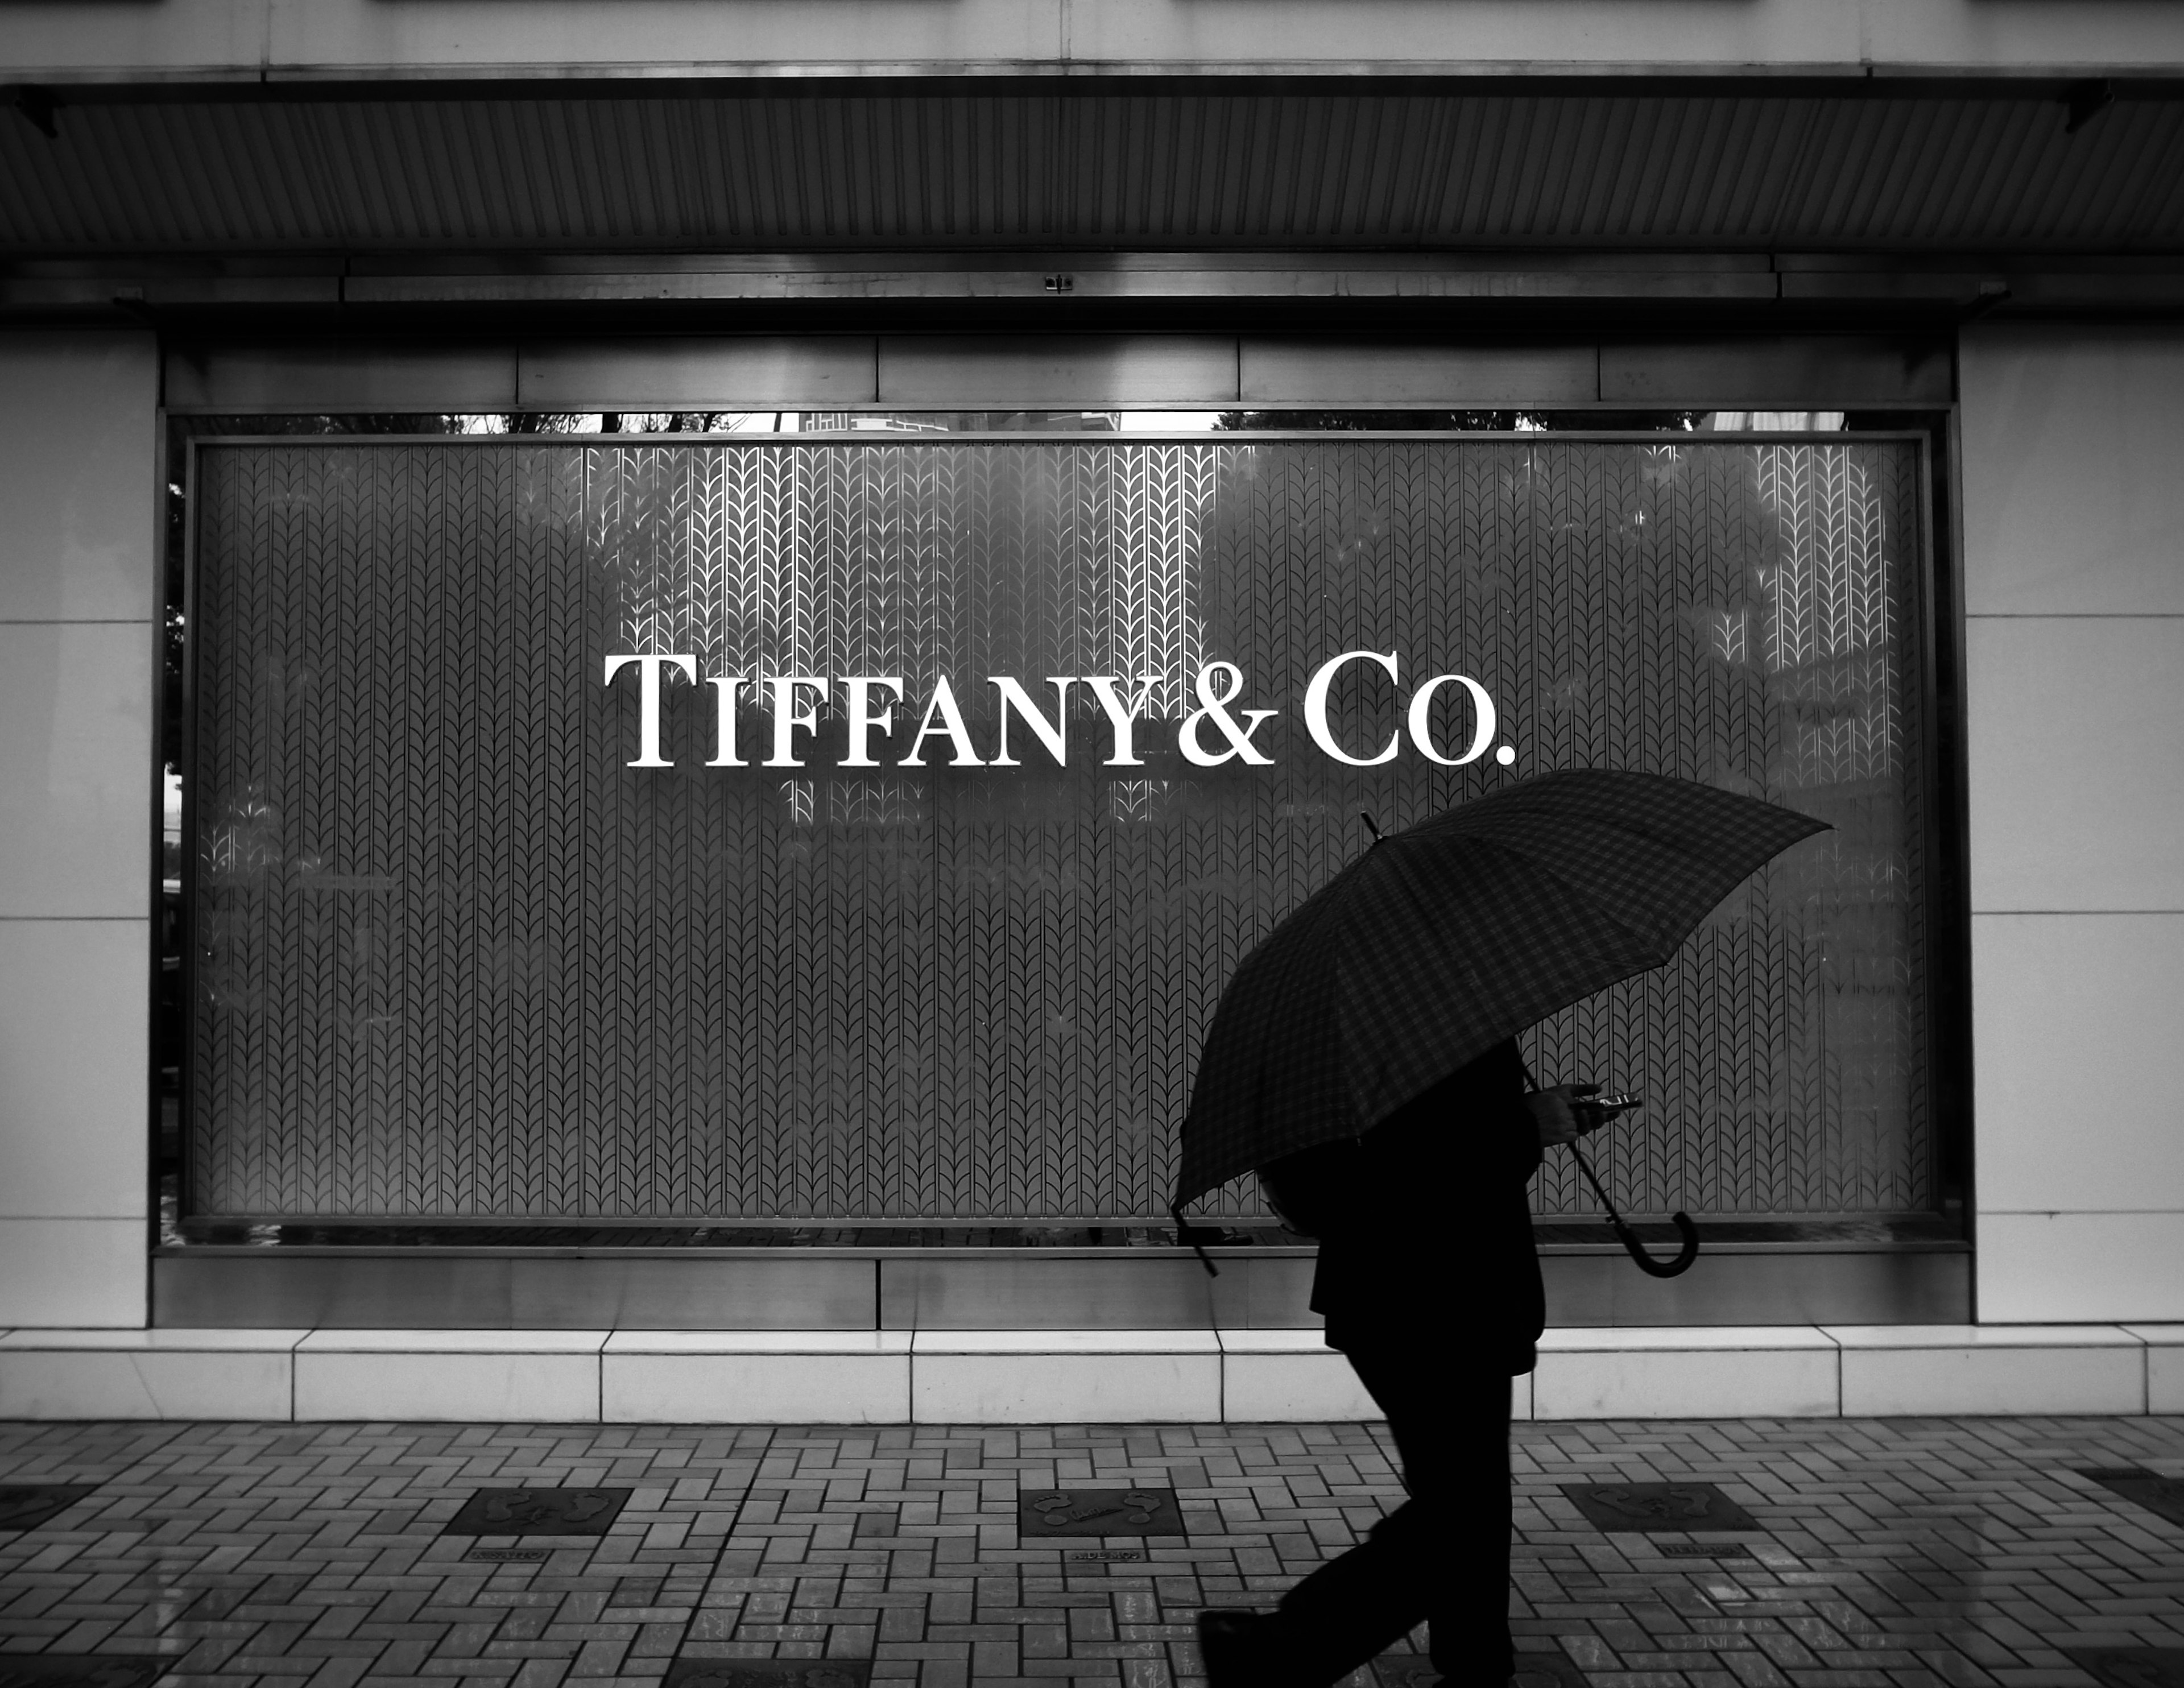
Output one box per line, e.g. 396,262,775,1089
151,328,1961,412
6,0,2184,88
10,255,2178,323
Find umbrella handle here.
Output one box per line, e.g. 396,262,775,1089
1566,1140,1702,1279
1611,1210,1701,1279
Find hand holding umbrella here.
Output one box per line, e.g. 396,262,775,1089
1530,1087,1699,1277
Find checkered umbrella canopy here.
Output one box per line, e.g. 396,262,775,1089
1173,769,1831,1210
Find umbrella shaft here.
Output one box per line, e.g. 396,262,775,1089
1567,1140,1625,1226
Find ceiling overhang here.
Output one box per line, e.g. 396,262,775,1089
5,8,2182,327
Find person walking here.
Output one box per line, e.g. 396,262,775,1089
1172,772,1829,1686
1194,1039,1603,1688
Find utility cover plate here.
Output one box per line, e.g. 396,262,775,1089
2079,1468,2184,1528
0,1486,102,1532
0,1658,166,1688
1658,1541,1756,1559
442,1488,631,1536
664,1662,872,1688
1560,1482,1760,1534
2070,1649,2184,1688
1018,1488,1184,1537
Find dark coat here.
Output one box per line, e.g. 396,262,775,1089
1258,1039,1546,1375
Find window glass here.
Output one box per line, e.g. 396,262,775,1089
188,431,1929,1222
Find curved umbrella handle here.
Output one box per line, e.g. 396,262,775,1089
1608,1210,1700,1278
1567,1140,1702,1279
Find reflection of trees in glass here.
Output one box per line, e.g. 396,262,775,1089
163,413,462,776
593,441,1214,727
1755,444,1898,788
1216,410,1707,432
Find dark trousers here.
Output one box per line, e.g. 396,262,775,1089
1271,1336,1516,1682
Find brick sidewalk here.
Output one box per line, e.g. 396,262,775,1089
4,1416,2183,1688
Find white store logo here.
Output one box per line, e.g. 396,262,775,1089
605,650,1512,771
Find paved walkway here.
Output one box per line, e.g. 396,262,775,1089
3,1416,2183,1688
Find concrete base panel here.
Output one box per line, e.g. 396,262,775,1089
0,1329,301,1418
908,1331,1225,1423
1828,1325,2149,1416
291,1331,609,1422
1533,1327,1842,1419
0,1325,2175,1422
602,1333,913,1423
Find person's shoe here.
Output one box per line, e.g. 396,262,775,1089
1196,1608,1368,1688
1196,1610,1278,1688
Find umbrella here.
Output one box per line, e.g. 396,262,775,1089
1173,768,1830,1268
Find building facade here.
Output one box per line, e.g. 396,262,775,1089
0,0,2181,1420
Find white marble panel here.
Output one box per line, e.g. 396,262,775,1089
0,1329,301,1419
0,621,156,916
912,1332,1221,1423
164,340,517,413
0,1326,299,1350
1213,1329,1534,1424
0,330,157,623
1215,1331,1376,1421
519,338,877,409
877,336,1237,406
296,1329,610,1352
1532,1328,1839,1420
294,1330,606,1422
1827,1324,2144,1416
607,1331,912,1353
1960,325,2184,615
1965,618,2184,913
603,1333,910,1423
270,1,1058,78
1240,340,1595,407
1973,914,2184,1213
913,1330,1222,1354
0,1218,144,1326
0,919,149,1215
1978,1213,2184,1324
2124,1327,2184,1414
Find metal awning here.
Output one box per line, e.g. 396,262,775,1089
4,88,2179,258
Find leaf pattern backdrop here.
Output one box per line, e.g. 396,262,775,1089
189,437,1928,1220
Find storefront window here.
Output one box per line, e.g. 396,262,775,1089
183,424,1931,1225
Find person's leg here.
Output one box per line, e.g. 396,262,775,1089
1387,1354,1513,1679
1246,1341,1515,1682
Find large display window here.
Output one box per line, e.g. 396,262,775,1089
183,426,1935,1230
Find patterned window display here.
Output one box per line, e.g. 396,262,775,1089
187,435,1930,1222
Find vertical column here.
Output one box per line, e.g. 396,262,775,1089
0,330,158,1326
1960,324,2184,1322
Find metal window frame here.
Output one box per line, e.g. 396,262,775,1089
168,420,1956,1222
157,332,1958,416
151,328,1972,1325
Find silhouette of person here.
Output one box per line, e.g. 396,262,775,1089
1197,1039,1599,1688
